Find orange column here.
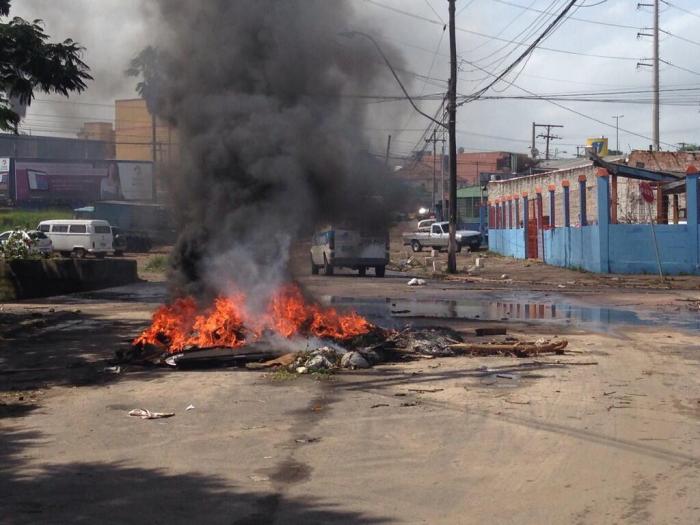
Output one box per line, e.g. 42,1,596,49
611,174,618,224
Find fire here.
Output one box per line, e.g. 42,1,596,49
134,284,372,353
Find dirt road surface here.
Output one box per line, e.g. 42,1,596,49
1,258,699,523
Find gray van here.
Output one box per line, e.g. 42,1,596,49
311,227,388,277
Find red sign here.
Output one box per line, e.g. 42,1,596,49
640,182,655,204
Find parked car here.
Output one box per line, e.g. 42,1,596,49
417,219,436,232
111,227,127,257
0,230,53,257
311,226,389,277
37,220,114,258
402,221,482,252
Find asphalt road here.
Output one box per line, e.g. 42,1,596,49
1,276,699,524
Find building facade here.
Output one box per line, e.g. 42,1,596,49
115,99,178,163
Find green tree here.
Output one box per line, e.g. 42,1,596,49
126,46,166,202
0,0,92,132
125,46,165,117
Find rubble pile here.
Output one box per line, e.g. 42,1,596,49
119,287,570,372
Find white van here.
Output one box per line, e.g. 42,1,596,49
37,220,114,258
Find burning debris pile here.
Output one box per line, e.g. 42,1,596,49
126,284,385,366
124,296,570,373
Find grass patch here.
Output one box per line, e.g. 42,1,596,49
310,369,336,381
269,368,299,381
144,255,169,273
0,208,73,231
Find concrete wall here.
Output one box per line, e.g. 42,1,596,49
608,224,693,274
0,259,139,300
489,173,700,275
488,161,655,226
489,228,525,259
544,226,601,273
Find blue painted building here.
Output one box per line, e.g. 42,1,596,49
488,167,700,275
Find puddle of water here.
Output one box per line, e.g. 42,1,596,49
325,294,700,333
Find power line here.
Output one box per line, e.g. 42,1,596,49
492,0,640,29
660,58,700,77
456,0,479,16
423,0,445,24
460,58,680,149
461,0,580,103
660,0,700,19
360,0,640,61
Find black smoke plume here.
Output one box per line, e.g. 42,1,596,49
152,0,407,300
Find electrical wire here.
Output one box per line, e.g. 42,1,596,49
460,58,680,149
462,0,580,103
660,0,700,20
492,0,639,29
360,0,639,61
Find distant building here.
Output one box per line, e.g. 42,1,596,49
0,133,112,160
627,150,700,173
395,150,534,205
77,122,116,158
456,185,487,231
115,98,178,163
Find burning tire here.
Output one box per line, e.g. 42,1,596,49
375,265,385,278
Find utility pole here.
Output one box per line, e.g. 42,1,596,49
533,123,563,161
612,115,624,153
440,135,446,220
426,129,437,212
151,113,157,202
637,0,660,150
384,134,392,166
447,0,458,274
653,0,660,151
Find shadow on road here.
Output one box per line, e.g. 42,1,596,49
0,423,389,525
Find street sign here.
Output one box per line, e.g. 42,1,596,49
640,182,655,204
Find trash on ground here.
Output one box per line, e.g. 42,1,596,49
186,404,195,411
475,327,507,337
448,338,568,357
247,352,297,370
295,437,320,444
407,278,426,286
128,408,175,419
504,397,531,405
250,475,270,482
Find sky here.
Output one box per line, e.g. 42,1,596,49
12,0,700,159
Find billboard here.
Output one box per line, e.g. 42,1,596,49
587,137,609,157
12,160,153,204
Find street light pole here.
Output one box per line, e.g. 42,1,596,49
447,0,458,273
612,115,624,153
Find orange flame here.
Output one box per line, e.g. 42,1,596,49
133,284,372,353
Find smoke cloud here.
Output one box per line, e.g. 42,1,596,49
151,0,407,301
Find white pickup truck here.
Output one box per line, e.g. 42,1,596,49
402,221,482,253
